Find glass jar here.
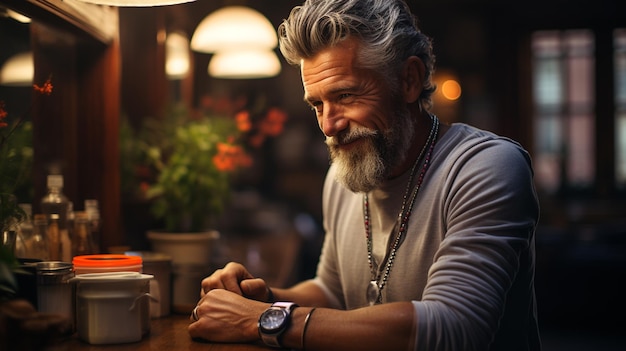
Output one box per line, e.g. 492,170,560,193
36,261,75,329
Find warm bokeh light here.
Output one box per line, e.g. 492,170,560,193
74,0,194,6
441,79,462,100
7,9,31,23
0,52,33,86
190,6,277,53
166,32,190,80
208,49,281,79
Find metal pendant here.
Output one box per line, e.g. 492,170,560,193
367,280,380,306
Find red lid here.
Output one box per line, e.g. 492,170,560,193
73,254,142,268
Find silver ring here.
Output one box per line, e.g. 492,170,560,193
191,306,199,321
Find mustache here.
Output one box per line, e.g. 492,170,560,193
326,126,378,147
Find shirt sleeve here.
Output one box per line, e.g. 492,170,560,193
412,137,539,351
315,164,347,310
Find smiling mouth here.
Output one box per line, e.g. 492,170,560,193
338,137,364,150
326,126,378,149
327,134,360,148
326,136,370,156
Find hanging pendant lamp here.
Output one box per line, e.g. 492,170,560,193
190,6,277,53
208,49,281,79
190,6,280,79
73,0,195,6
0,52,34,86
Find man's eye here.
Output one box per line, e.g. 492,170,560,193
309,101,322,110
339,93,352,100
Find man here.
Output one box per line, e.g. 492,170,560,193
188,1,541,350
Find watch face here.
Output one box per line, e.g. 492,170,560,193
260,308,288,332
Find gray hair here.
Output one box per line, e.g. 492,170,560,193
278,0,436,109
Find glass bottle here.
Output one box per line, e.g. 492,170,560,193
60,224,72,262
14,203,33,258
84,199,101,253
72,211,94,257
65,201,75,261
47,214,62,261
40,174,72,261
31,214,50,260
22,210,49,261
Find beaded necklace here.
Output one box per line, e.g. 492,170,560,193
364,114,439,305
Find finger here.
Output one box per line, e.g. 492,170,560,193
201,272,226,295
218,262,255,295
190,305,200,322
188,318,215,340
201,262,257,296
225,262,256,281
240,278,268,300
222,276,244,295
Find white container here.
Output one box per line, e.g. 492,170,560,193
125,251,172,318
71,272,154,345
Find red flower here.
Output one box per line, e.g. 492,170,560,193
213,142,253,172
259,107,287,137
0,101,7,128
33,78,53,95
235,111,252,132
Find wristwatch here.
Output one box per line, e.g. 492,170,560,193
258,301,299,348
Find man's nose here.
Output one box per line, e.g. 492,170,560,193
319,108,348,137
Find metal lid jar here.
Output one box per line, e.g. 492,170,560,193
36,261,75,328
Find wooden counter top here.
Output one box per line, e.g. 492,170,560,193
56,314,273,351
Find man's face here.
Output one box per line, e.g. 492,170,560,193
302,38,414,192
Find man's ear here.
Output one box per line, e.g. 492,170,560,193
402,56,425,104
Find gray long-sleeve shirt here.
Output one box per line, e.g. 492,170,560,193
314,123,541,351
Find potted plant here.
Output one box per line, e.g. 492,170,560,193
120,97,287,265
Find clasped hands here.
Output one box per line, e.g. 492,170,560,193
187,262,273,343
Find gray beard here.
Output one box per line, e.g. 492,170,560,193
326,107,415,193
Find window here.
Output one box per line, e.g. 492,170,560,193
532,30,595,193
615,29,626,188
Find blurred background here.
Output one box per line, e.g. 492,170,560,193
1,0,625,349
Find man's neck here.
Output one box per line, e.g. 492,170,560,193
388,110,436,179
